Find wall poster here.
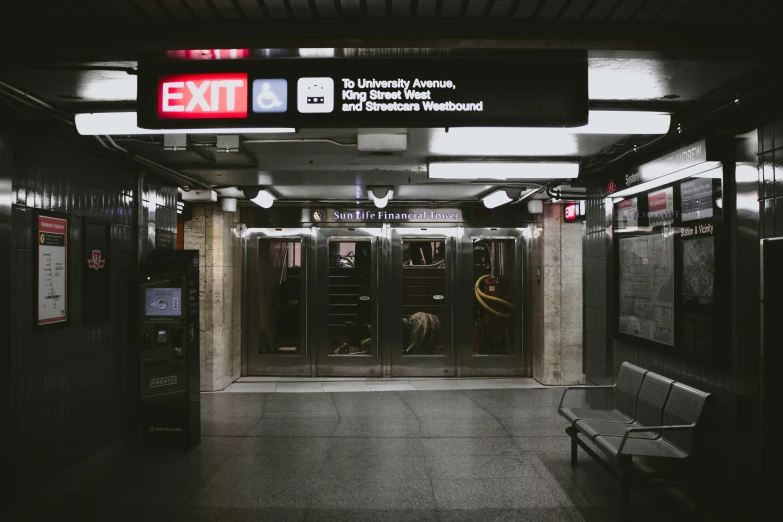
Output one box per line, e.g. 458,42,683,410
647,187,675,226
618,230,675,346
37,213,68,326
614,198,638,229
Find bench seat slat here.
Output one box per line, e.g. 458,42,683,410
575,419,659,440
594,435,688,459
559,407,632,425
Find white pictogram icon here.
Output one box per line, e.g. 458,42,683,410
257,83,282,109
297,78,334,113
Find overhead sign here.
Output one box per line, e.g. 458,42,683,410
158,73,248,118
138,55,588,129
307,208,464,224
610,140,713,194
37,214,68,326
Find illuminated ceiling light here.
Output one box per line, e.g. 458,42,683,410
298,48,336,58
609,163,722,199
483,190,513,209
368,187,393,209
249,189,277,209
74,112,295,135
575,111,671,134
429,162,579,180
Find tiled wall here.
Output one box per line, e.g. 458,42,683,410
2,123,177,513
582,131,767,519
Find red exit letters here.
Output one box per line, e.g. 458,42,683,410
158,73,248,118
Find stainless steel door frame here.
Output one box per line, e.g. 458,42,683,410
315,227,383,376
244,228,313,376
389,227,458,377
456,227,529,377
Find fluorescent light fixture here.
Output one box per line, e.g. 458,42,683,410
429,162,579,180
74,112,295,135
483,190,512,209
368,187,393,209
250,189,277,209
299,48,335,58
575,111,670,135
610,163,722,199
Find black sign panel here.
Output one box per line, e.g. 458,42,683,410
156,229,175,250
137,54,588,129
83,222,110,323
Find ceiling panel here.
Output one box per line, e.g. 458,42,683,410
488,0,516,17
514,0,544,18
585,0,620,20
561,0,593,19
289,0,316,17
538,0,569,19
611,0,648,21
417,0,439,17
366,0,386,17
211,0,243,18
464,0,491,17
263,0,293,18
393,0,413,17
132,0,170,21
656,0,696,21
440,0,463,17
633,0,673,21
182,0,215,19
236,0,269,17
159,0,197,19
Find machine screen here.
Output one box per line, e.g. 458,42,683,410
145,288,182,317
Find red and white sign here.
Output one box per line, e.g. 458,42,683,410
157,73,248,119
166,49,250,60
564,202,579,222
648,191,668,212
87,250,106,270
37,215,67,325
647,186,674,226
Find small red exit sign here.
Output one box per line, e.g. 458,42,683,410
564,201,585,222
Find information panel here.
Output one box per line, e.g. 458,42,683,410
37,215,67,325
618,232,675,346
614,198,638,229
681,177,714,222
138,56,588,129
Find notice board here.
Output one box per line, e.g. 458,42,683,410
36,212,68,326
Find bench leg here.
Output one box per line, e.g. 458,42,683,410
619,455,632,522
565,426,578,466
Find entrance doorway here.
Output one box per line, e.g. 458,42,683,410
244,224,530,377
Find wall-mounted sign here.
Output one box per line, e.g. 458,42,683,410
680,177,715,222
307,208,464,224
36,214,68,326
615,198,638,229
648,187,674,226
83,222,110,324
138,55,588,129
563,201,585,222
611,140,712,194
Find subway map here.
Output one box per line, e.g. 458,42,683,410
618,232,675,346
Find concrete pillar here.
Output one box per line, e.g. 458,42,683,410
184,204,242,391
535,203,585,385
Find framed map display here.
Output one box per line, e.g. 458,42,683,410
35,211,69,327
618,230,675,346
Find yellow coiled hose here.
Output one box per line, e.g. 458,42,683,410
474,274,514,318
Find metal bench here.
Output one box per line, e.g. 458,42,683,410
561,371,711,521
558,361,647,426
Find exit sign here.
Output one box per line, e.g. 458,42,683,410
564,201,585,222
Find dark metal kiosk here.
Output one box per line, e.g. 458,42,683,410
138,250,200,450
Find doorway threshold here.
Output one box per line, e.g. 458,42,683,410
212,377,562,393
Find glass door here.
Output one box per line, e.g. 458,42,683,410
245,229,311,376
315,227,383,376
388,227,457,376
456,228,527,376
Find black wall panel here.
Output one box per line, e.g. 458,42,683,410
1,110,178,516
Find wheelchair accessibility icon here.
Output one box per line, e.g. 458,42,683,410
252,79,287,113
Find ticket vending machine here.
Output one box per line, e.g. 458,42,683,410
138,250,200,449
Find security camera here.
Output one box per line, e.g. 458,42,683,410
181,186,191,192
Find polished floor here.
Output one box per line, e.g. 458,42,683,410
40,388,702,522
